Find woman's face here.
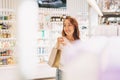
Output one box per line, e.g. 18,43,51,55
63,19,74,36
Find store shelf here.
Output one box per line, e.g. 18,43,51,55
0,20,16,23
103,12,120,17
0,64,16,68
0,29,12,32
0,9,16,12
0,64,56,80
50,21,63,24
0,55,13,58
37,11,66,63
0,38,16,40
0,64,56,79
27,63,56,79
0,0,16,67
0,64,18,80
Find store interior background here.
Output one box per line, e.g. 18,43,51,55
0,0,120,80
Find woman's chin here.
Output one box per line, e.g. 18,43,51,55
66,33,72,36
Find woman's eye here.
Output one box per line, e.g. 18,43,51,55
64,24,72,27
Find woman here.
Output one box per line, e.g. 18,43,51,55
56,16,80,80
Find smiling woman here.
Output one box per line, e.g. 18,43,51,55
48,16,80,80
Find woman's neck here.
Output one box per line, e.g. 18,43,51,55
66,36,74,41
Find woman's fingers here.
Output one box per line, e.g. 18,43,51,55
58,37,64,43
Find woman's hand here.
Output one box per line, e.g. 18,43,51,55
57,37,65,45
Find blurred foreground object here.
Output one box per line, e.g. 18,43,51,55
63,36,120,80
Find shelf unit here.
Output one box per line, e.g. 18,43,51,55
98,0,120,25
0,0,16,66
37,8,68,63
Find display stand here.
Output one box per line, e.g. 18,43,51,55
0,0,16,67
0,0,18,80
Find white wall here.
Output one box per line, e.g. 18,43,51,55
89,7,99,36
67,0,88,16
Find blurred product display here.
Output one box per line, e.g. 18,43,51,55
0,0,16,66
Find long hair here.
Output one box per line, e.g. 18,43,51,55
62,16,80,40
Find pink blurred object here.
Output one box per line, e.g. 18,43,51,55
100,37,120,80
100,67,120,80
63,36,120,80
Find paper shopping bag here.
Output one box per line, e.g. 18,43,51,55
48,48,61,68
